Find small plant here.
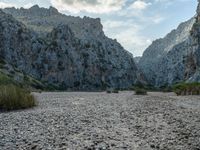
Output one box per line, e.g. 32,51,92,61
160,85,173,93
135,88,147,95
162,87,172,93
113,89,119,93
130,82,157,92
0,85,37,111
106,88,119,93
106,90,112,94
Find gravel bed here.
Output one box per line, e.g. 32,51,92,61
0,92,200,150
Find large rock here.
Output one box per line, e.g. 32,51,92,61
0,8,142,90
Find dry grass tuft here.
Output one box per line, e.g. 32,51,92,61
0,85,36,111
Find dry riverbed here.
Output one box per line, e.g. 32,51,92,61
0,92,200,150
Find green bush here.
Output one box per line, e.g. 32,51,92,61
0,85,37,111
173,82,200,96
135,88,147,95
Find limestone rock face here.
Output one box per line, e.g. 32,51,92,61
0,8,141,90
3,6,104,39
197,0,200,15
0,10,40,76
37,24,139,90
139,18,195,86
185,0,200,83
139,0,200,87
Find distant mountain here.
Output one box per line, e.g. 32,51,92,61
3,5,104,39
0,6,144,90
139,15,196,87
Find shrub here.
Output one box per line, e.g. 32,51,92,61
106,90,112,94
130,83,157,92
106,88,113,93
0,85,36,111
173,82,200,96
113,90,119,93
135,88,147,95
161,86,173,93
106,89,119,94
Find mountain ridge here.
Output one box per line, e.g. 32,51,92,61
0,7,144,90
3,5,104,39
139,1,200,87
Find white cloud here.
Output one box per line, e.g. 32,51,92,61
154,0,190,7
103,20,152,56
50,0,125,14
0,2,16,8
151,15,165,24
118,0,152,18
103,20,133,29
23,3,35,9
129,0,151,10
115,28,152,56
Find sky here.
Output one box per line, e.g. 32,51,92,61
0,0,198,56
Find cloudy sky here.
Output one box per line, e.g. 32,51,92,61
0,0,197,56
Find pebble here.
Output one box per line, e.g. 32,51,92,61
0,92,200,149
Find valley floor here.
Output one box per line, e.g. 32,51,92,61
0,92,200,150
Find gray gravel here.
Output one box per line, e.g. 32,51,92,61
0,92,200,150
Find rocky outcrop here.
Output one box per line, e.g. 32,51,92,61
139,16,196,87
36,24,139,90
139,0,200,87
3,6,104,39
0,9,47,88
0,8,141,90
185,0,200,82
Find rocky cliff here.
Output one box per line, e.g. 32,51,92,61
139,12,197,87
185,0,200,82
3,5,104,39
0,7,142,90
